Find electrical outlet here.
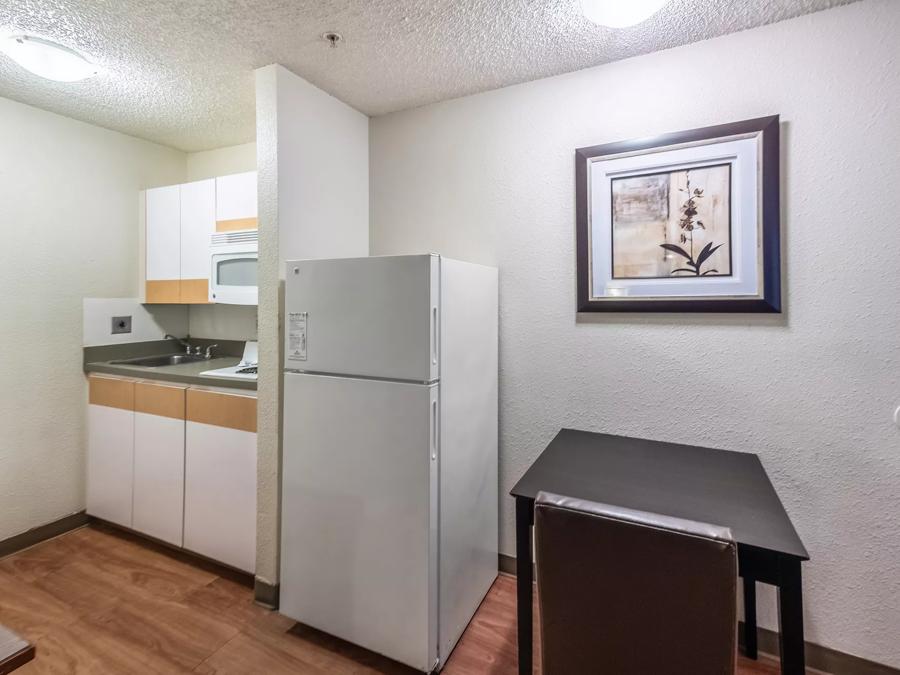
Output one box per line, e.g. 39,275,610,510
111,315,132,334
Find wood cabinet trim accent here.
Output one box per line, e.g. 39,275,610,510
145,279,181,304
180,278,210,304
187,389,257,433
216,217,258,232
134,382,186,420
89,376,135,411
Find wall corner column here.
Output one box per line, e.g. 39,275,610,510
253,64,282,596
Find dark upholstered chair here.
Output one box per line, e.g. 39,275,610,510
534,491,737,675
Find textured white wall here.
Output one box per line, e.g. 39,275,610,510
83,299,187,346
187,305,257,341
186,142,257,182
275,74,369,269
255,64,280,587
371,0,900,666
0,96,186,541
254,64,369,586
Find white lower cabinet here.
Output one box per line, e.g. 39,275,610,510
87,375,256,573
132,382,187,547
87,376,135,528
184,388,257,573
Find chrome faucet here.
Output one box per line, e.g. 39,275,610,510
164,334,193,354
204,344,218,359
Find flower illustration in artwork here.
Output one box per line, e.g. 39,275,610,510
659,170,723,276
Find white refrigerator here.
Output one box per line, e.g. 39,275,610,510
280,254,498,673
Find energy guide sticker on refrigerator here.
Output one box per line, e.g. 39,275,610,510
287,312,307,361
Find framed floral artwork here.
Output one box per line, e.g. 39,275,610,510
575,116,781,312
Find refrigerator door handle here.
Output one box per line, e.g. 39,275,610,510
431,399,438,461
431,306,439,366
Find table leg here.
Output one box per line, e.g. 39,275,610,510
777,558,805,675
743,575,758,659
515,497,533,675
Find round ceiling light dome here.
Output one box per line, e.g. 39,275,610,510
581,0,672,28
0,34,100,82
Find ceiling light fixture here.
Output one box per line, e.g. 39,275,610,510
581,0,672,28
0,34,99,82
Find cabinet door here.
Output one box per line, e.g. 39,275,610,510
145,184,181,303
184,389,257,572
215,171,257,231
132,382,186,546
87,376,135,527
179,179,215,304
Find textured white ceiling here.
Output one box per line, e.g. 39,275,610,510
0,0,858,151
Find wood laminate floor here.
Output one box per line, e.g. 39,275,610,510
0,525,811,674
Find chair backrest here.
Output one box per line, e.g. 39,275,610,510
534,491,737,675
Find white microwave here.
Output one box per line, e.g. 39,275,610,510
209,230,258,305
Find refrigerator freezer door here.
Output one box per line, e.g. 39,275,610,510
280,372,439,672
284,255,440,382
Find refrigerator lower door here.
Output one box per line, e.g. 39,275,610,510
281,372,439,672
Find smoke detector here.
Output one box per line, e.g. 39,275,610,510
322,32,343,48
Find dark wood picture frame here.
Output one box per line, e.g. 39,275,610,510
575,115,781,313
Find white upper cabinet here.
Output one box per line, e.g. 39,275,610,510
145,185,180,282
179,179,216,303
215,171,258,228
180,179,216,281
143,171,256,304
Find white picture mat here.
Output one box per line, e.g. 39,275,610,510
589,135,760,299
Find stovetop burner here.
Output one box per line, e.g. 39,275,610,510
200,362,258,380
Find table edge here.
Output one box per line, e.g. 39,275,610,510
0,643,35,674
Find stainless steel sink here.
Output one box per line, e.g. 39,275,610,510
110,354,208,367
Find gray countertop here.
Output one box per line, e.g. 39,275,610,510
84,340,257,391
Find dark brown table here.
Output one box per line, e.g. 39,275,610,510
0,624,34,674
510,429,809,675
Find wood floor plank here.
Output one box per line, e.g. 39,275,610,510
193,630,332,675
62,528,217,602
2,526,821,675
737,655,786,675
0,569,79,643
0,533,83,584
178,577,270,633
443,577,524,674
258,621,417,675
30,561,140,618
79,595,241,671
22,619,192,674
